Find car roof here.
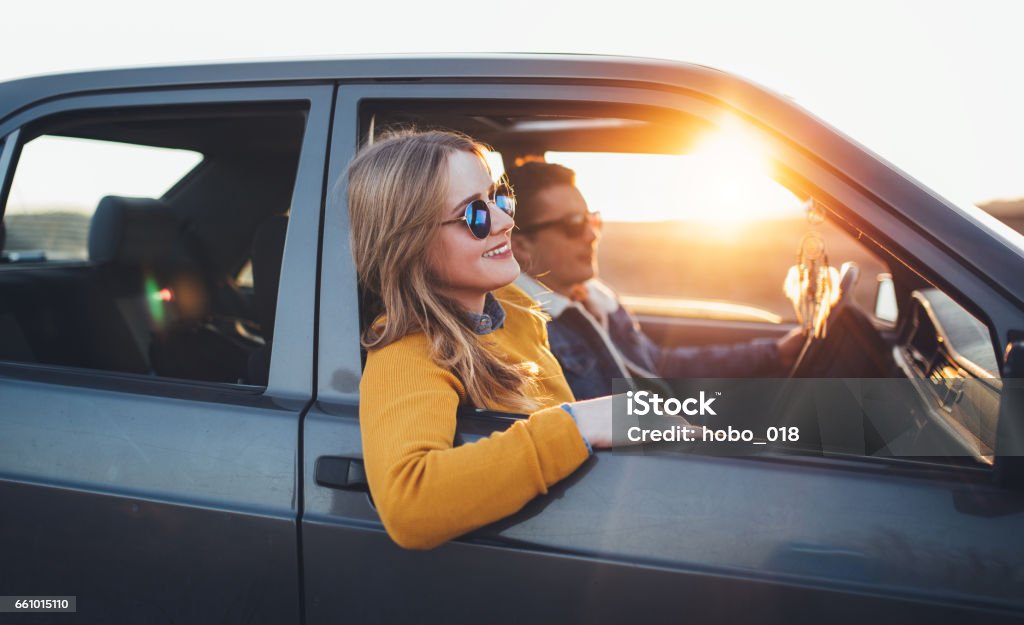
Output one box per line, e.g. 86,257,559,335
0,54,741,121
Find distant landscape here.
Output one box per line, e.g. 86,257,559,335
4,210,91,260
596,218,889,322
599,201,1024,322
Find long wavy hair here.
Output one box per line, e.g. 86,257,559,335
347,129,544,412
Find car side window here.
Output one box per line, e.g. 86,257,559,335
365,99,1007,470
4,137,201,263
0,103,307,386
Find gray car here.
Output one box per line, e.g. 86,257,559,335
0,55,1022,624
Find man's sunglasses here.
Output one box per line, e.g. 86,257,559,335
517,211,602,238
440,192,516,240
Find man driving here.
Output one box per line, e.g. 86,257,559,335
508,162,804,400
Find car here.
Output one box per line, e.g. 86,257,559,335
0,55,1022,624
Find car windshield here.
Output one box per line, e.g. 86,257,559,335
545,149,889,323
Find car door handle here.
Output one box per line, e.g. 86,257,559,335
315,456,369,491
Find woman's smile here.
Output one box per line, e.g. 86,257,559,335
482,241,512,259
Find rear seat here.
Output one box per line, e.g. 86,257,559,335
0,195,266,383
91,196,259,384
87,196,185,373
0,196,177,372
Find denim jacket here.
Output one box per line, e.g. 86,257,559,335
514,274,781,400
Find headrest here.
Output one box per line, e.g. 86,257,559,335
88,196,179,265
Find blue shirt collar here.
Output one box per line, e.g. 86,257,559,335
465,292,506,335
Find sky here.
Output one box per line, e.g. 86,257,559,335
2,0,1021,211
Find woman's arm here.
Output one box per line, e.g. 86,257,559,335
360,336,591,550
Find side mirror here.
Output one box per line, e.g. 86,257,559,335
873,273,898,323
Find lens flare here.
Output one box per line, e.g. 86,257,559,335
144,275,167,329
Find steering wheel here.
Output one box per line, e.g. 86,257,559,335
787,261,860,378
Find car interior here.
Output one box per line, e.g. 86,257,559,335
0,96,1003,468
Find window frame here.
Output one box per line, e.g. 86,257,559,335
0,84,333,401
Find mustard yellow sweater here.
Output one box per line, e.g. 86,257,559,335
360,283,591,550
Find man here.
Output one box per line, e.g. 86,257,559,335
507,162,803,400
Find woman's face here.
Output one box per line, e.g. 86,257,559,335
426,149,519,311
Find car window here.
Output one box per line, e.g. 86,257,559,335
0,103,307,386
4,137,201,262
367,100,1006,469
545,150,891,324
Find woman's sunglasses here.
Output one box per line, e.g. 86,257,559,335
517,211,602,238
440,192,516,240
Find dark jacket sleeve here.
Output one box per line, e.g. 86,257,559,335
608,305,783,378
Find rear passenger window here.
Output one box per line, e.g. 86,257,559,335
4,137,201,262
0,103,307,386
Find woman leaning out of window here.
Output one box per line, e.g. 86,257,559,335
347,129,614,550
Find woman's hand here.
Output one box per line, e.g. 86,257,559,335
568,395,615,449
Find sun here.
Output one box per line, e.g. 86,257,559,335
683,118,798,226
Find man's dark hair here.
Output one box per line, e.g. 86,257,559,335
505,162,576,229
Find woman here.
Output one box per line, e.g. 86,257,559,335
348,129,613,550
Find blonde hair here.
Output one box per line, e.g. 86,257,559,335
347,129,543,412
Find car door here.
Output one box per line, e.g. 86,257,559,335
302,71,1024,624
0,83,332,624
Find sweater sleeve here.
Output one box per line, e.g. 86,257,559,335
359,335,591,550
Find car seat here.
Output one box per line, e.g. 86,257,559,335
90,196,258,383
